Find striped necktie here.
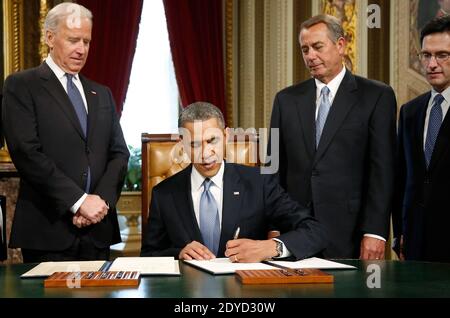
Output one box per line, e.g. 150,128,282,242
199,178,221,254
316,86,331,148
66,73,90,192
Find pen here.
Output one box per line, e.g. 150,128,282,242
233,227,240,239
261,260,305,276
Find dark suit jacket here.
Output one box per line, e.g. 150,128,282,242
393,92,450,262
269,70,397,258
1,62,129,251
141,163,327,259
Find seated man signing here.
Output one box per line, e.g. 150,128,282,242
141,102,327,262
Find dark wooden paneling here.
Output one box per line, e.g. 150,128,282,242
367,0,390,84
293,0,312,84
23,1,41,70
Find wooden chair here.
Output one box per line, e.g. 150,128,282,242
141,132,259,239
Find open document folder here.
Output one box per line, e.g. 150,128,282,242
184,257,356,275
21,257,180,278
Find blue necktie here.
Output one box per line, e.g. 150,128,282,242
66,74,91,193
424,94,444,168
199,179,220,254
316,86,331,148
66,74,88,136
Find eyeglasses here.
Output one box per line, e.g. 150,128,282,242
418,52,450,63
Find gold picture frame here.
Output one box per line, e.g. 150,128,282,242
1,0,50,162
1,0,25,162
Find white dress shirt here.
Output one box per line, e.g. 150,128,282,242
45,55,88,214
191,162,291,258
314,65,346,119
191,163,224,229
45,55,89,112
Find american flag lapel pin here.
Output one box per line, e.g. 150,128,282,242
233,191,240,195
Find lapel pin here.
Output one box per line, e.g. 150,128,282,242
233,192,240,195
91,90,97,95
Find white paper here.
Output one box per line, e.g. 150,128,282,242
185,258,276,274
184,257,356,275
108,257,180,276
21,261,106,278
274,257,356,270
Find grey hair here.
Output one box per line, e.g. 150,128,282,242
44,3,93,33
300,14,344,43
178,102,225,128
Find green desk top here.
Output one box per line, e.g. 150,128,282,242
1,259,450,298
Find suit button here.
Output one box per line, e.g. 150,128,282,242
424,178,430,184
311,170,319,176
85,147,90,154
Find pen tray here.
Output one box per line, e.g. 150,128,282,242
235,269,334,284
44,271,140,288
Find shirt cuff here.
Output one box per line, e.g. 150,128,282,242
70,193,87,214
364,233,386,242
272,238,292,258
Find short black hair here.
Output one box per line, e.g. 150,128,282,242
420,15,450,46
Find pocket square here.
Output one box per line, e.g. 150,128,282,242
233,192,240,195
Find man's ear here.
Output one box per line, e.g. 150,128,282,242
224,127,230,142
46,30,55,49
336,36,346,56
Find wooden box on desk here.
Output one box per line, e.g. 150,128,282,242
235,269,334,284
44,271,140,287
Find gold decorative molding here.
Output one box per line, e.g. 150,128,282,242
321,0,357,73
1,0,24,162
3,0,24,77
225,0,234,127
409,0,420,74
39,0,50,61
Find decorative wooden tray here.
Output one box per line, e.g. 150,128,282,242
44,271,140,288
235,269,334,284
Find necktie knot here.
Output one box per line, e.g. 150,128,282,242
66,73,75,85
433,94,445,107
203,178,213,191
321,85,330,98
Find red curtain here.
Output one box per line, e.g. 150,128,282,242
76,0,143,115
163,0,226,121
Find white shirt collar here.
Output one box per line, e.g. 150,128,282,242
191,161,225,191
45,54,81,82
430,87,450,105
314,65,346,101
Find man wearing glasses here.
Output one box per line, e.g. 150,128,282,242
394,15,450,262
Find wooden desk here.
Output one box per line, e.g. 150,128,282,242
1,259,450,298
